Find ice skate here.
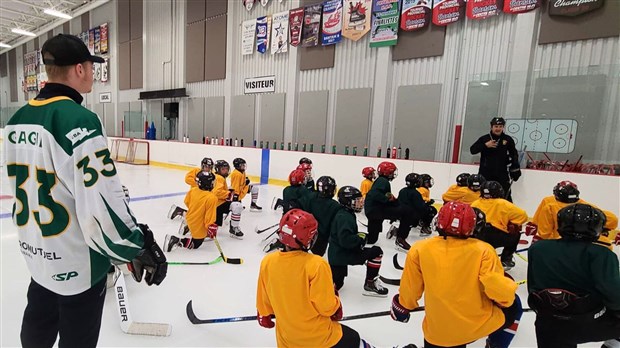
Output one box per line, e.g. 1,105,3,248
363,277,388,297
419,224,432,236
386,224,397,240
250,203,263,212
167,204,186,220
395,237,411,252
501,258,515,270
229,226,244,239
164,235,181,252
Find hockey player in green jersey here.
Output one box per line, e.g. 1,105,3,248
5,34,167,348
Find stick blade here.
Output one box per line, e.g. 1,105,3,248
393,254,404,270
125,322,172,336
379,275,401,286
186,300,203,324
225,257,243,265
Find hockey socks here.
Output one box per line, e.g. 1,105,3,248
487,295,523,348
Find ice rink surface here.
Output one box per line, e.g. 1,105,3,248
0,161,611,347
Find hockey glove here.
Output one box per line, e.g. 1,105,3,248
257,312,275,329
207,224,218,239
245,177,250,186
507,223,522,235
128,224,167,286
615,231,620,246
427,199,435,206
331,289,344,321
510,168,522,182
357,232,368,248
390,294,411,323
386,192,396,202
524,222,538,236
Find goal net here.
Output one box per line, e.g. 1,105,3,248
110,138,149,165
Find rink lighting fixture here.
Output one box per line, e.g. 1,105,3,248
11,28,36,37
44,9,73,19
0,43,11,48
480,82,489,86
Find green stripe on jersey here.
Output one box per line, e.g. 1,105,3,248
89,248,111,287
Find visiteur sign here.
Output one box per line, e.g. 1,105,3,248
244,76,276,94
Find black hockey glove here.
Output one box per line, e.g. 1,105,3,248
128,224,167,286
426,199,435,206
245,177,250,186
510,168,522,182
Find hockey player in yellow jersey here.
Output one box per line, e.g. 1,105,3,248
360,167,376,199
524,181,618,248
213,160,245,239
416,174,434,204
442,173,481,204
230,158,262,212
256,209,376,347
167,157,214,220
390,202,523,348
164,171,219,251
471,181,528,270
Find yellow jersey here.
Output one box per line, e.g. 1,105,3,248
441,185,480,204
400,236,517,347
417,187,431,202
257,250,342,347
184,168,201,187
471,198,528,233
229,169,250,201
183,187,218,239
213,174,230,205
360,178,373,198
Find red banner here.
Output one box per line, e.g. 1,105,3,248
466,0,503,19
503,0,540,14
289,7,304,47
432,0,465,25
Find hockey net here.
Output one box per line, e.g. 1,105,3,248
110,138,149,165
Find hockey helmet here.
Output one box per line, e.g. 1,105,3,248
557,203,605,242
420,174,434,188
435,201,477,238
233,158,247,171
553,181,580,204
377,161,398,180
299,157,313,166
316,176,337,198
214,160,230,177
481,181,504,199
201,157,214,171
405,173,420,188
456,173,471,187
338,186,363,213
288,169,306,186
472,207,487,236
467,174,486,192
362,167,376,180
196,171,216,191
278,209,319,251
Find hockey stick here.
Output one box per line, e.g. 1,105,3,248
393,254,404,270
113,268,172,336
255,223,279,234
168,256,224,266
214,238,243,264
186,300,423,325
379,275,527,287
261,228,279,243
357,219,368,228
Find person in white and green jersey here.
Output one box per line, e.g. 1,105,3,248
4,34,168,348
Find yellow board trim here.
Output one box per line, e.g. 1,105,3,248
28,96,73,106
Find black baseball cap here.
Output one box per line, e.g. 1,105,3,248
41,34,105,66
490,117,506,126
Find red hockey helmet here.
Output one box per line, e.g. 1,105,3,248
297,163,312,171
278,209,319,251
362,167,376,180
435,201,477,238
377,161,398,180
289,169,306,186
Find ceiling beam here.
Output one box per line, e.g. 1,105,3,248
0,16,37,27
11,0,50,11
0,6,48,21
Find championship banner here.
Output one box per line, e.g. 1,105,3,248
289,7,304,46
400,0,432,31
370,0,400,48
88,29,95,54
466,0,503,19
271,11,289,54
301,4,322,47
322,0,343,45
503,0,539,13
548,0,604,16
256,16,271,54
100,23,109,54
94,26,101,54
261,0,270,6
343,0,371,41
243,0,255,11
242,19,257,55
432,0,465,25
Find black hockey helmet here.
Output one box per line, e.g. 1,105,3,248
299,157,313,165
480,181,504,199
233,158,247,171
337,186,363,213
196,171,216,191
405,173,420,188
456,173,471,187
467,174,486,192
472,207,487,236
201,157,214,171
316,176,337,198
490,117,506,126
553,181,580,204
214,160,230,177
557,203,606,242
419,174,434,188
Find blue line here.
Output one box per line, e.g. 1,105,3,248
0,191,187,220
260,149,270,185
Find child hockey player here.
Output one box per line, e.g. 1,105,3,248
301,176,341,256
213,160,245,239
364,161,416,250
297,161,315,192
230,157,262,211
442,173,481,204
525,181,618,245
256,209,376,348
164,171,218,251
329,186,388,297
528,203,620,348
392,173,437,239
360,167,376,199
471,181,528,270
467,174,486,194
416,174,436,235
168,157,214,220
391,201,523,348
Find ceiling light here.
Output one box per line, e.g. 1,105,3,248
0,43,12,48
480,82,489,86
44,9,72,19
11,28,36,37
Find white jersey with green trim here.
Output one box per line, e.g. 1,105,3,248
4,96,144,296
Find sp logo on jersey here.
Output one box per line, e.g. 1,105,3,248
52,271,79,281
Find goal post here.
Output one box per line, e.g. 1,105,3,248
110,138,150,165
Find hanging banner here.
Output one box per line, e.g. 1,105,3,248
322,0,343,45
301,4,322,47
370,0,400,48
242,19,257,55
466,0,503,19
343,0,372,41
100,23,109,54
256,16,271,54
432,0,465,25
271,11,289,54
88,29,95,54
261,0,270,6
503,0,539,13
243,0,255,11
400,0,432,31
548,0,602,16
289,8,304,46
94,27,101,54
